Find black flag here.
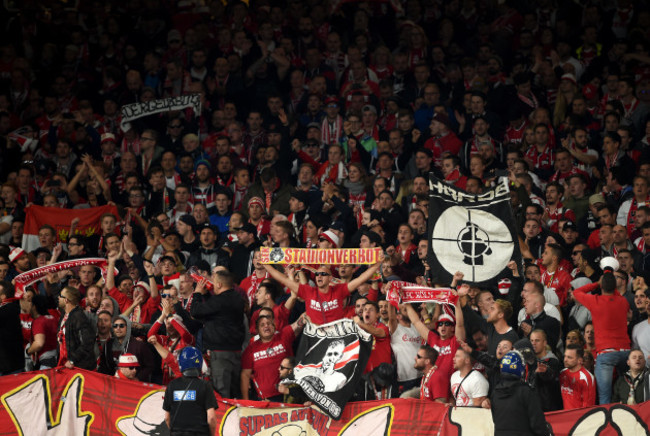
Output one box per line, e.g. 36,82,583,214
427,174,522,287
284,319,372,419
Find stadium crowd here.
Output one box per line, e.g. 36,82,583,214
1,0,650,429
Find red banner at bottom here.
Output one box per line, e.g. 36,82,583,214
0,368,648,435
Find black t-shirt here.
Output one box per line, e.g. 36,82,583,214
181,238,201,254
163,376,218,434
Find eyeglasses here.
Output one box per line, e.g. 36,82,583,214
121,366,137,370
113,323,126,328
314,272,330,277
68,242,80,247
58,294,68,301
279,365,292,371
439,321,454,326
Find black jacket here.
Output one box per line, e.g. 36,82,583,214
491,376,551,436
532,352,563,412
0,300,24,374
190,290,245,351
64,306,98,370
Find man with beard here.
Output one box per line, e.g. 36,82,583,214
83,284,102,314
191,160,218,216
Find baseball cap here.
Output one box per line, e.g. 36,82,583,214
562,221,577,232
589,194,605,205
362,104,377,115
198,222,217,234
235,223,257,235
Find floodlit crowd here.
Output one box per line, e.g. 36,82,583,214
1,0,650,431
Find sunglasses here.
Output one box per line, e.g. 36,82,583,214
113,323,126,328
161,293,171,299
416,354,425,359
439,321,454,327
572,250,582,255
315,272,330,277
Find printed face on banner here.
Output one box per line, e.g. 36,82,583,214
431,206,514,282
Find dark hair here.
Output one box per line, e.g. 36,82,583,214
32,294,49,316
565,343,585,359
420,345,439,364
601,272,616,293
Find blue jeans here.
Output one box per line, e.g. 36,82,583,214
595,350,629,405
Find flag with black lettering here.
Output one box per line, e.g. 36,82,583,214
284,319,372,419
427,175,521,287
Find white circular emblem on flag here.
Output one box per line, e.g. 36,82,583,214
431,206,514,282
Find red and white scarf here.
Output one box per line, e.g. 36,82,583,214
321,116,343,146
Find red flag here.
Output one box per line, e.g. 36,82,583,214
22,205,120,252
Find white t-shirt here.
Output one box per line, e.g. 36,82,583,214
391,322,422,382
450,369,489,407
632,320,650,367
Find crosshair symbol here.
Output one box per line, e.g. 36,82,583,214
431,207,513,282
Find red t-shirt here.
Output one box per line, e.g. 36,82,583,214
559,367,597,409
241,325,295,399
420,366,449,402
540,267,573,306
427,331,459,379
573,283,630,354
298,283,350,324
20,313,33,347
31,315,59,360
364,322,392,373
249,304,290,334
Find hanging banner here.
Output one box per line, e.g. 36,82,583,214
120,94,202,131
1,368,650,435
22,204,120,252
384,281,459,309
260,247,383,265
427,175,522,287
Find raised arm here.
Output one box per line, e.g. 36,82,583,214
143,259,159,299
388,303,398,335
455,284,468,342
105,248,122,290
348,261,382,293
405,303,431,341
262,264,300,294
